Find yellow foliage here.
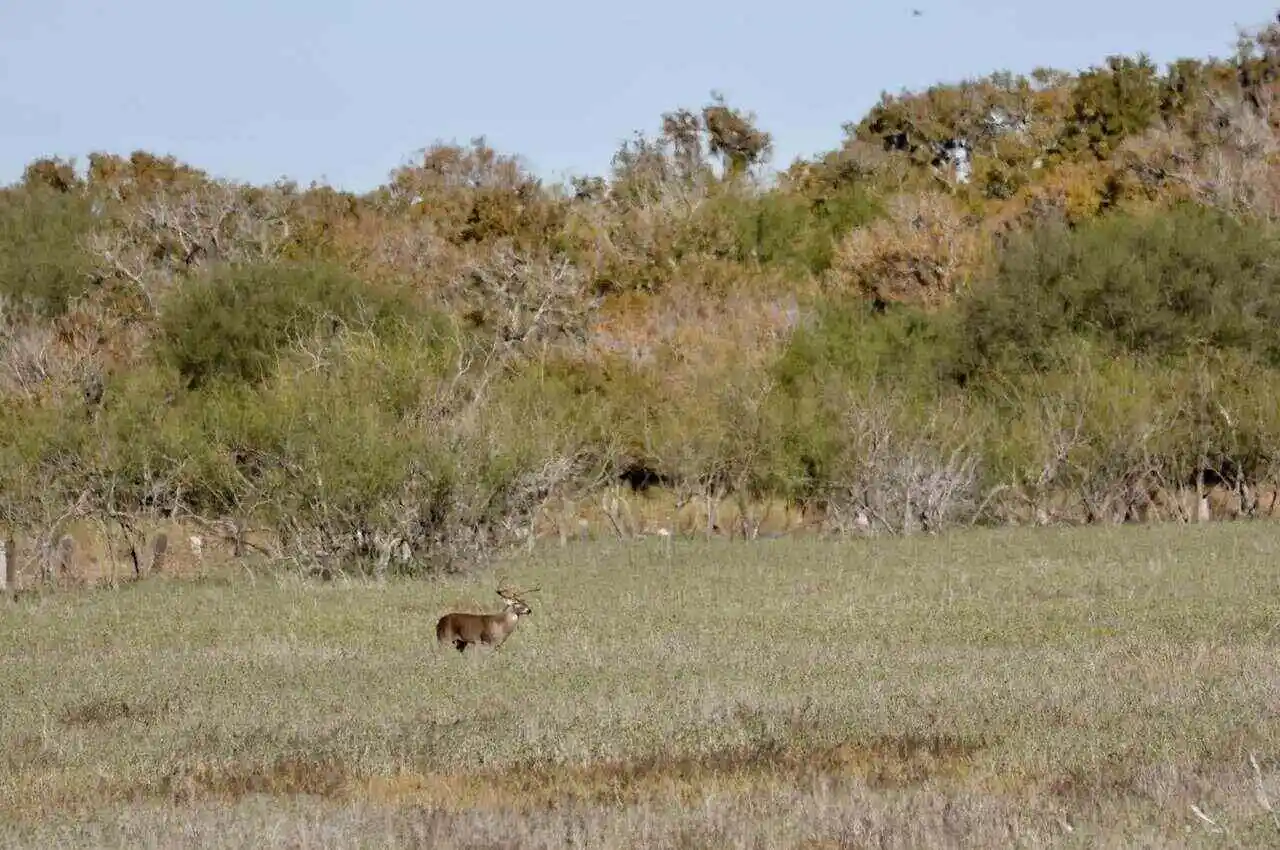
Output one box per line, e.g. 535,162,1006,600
828,192,985,305
1035,162,1109,222
988,161,1110,232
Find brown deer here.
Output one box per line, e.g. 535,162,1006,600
436,583,539,653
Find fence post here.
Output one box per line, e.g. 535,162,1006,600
151,532,169,573
0,535,12,594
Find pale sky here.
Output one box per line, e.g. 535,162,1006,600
2,1,1277,192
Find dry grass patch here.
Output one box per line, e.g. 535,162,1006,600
357,730,986,812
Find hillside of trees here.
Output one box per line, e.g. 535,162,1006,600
7,17,1280,576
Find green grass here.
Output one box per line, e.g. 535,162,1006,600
3,523,1280,848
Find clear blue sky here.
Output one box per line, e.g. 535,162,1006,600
3,1,1277,192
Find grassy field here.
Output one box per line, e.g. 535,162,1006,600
2,523,1280,848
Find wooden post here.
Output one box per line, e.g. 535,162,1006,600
151,532,169,573
1,535,13,594
58,535,75,575
232,519,246,558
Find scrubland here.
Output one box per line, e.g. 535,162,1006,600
10,13,1280,849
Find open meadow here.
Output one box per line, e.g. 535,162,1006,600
2,522,1280,848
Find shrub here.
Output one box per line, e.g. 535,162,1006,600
715,183,881,275
0,399,93,527
828,192,985,304
763,301,965,502
957,204,1280,378
773,300,959,398
0,186,96,316
156,261,422,388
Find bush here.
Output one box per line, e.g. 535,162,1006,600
156,261,423,388
828,192,984,304
761,301,964,502
0,399,93,527
66,328,596,570
957,204,1280,378
773,300,959,398
719,183,881,275
0,186,96,316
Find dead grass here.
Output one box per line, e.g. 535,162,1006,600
2,523,1280,847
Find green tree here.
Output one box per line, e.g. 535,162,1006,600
1061,55,1161,158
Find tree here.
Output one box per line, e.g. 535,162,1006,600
21,158,82,194
661,108,708,184
1060,55,1161,158
379,138,561,248
701,92,773,180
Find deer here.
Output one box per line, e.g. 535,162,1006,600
436,583,540,653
